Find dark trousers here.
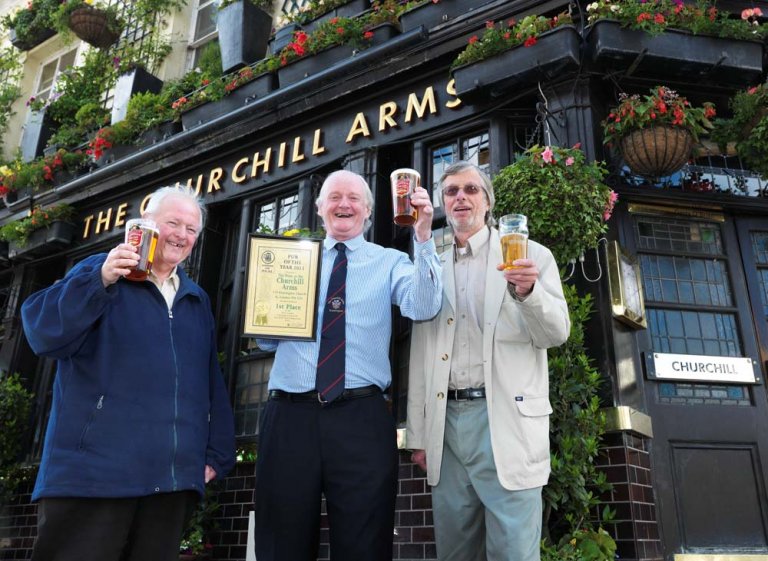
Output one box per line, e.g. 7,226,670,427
254,394,398,561
31,491,198,561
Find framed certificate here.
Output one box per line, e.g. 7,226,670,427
243,234,322,340
607,241,647,329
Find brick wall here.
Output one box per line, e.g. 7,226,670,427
210,451,437,561
597,431,663,561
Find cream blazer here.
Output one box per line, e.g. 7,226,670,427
406,228,570,490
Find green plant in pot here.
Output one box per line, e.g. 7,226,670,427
602,85,716,179
0,203,75,246
492,144,616,265
0,0,59,48
710,83,768,177
53,0,124,49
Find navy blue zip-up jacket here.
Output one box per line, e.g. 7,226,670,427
21,253,236,501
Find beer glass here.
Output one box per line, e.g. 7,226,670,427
390,168,419,226
124,218,159,281
499,214,528,269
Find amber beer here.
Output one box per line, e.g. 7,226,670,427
499,214,528,269
390,168,419,226
124,218,159,281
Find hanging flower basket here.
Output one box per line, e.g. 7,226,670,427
68,6,122,49
619,126,693,179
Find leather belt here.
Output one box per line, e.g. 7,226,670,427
268,385,382,403
447,387,486,401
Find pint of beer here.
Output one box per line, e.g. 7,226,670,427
390,168,419,226
499,214,528,269
124,218,159,281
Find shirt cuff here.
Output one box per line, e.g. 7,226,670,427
413,236,437,256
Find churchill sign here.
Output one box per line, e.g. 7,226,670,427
646,352,759,384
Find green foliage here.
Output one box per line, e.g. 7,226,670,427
452,11,573,68
74,102,110,132
602,85,716,145
0,203,76,245
0,0,59,44
0,374,33,470
543,285,613,545
52,0,124,43
586,0,768,40
198,41,224,78
180,486,221,555
282,0,361,24
541,526,617,561
0,46,23,153
493,145,615,265
711,84,768,177
218,0,273,10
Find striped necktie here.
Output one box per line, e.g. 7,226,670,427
316,242,347,403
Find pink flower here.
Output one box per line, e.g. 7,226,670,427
565,157,574,166
603,191,619,221
541,146,554,163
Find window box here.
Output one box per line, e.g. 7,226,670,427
399,0,491,33
218,0,272,74
20,109,54,163
585,19,764,87
112,67,163,124
366,22,400,47
9,26,55,51
269,22,301,56
138,120,183,146
181,72,277,130
303,0,370,33
8,221,77,262
451,25,581,104
277,44,356,88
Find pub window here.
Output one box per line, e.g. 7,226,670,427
427,131,489,254
257,192,300,234
752,232,768,320
0,273,15,341
634,215,751,406
428,130,490,209
189,0,218,68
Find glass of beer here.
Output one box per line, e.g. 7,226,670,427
390,168,419,226
499,214,528,269
124,218,159,281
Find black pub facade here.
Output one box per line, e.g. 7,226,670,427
2,1,768,560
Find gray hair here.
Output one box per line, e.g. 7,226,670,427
143,186,206,230
439,161,496,226
315,170,374,232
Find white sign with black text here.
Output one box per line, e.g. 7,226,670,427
650,353,758,384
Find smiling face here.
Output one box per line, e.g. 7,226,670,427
145,195,201,276
442,168,490,243
317,172,372,241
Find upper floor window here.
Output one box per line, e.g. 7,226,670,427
33,48,78,106
189,0,219,67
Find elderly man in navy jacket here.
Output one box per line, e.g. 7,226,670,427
22,186,235,561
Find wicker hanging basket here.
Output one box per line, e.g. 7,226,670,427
619,126,693,179
68,6,121,49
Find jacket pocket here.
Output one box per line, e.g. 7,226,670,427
515,394,552,464
495,302,532,343
78,395,104,451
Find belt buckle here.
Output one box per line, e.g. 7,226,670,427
454,389,468,402
317,392,329,405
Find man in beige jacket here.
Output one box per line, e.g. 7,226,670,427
406,161,570,561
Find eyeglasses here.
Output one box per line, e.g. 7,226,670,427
442,184,482,197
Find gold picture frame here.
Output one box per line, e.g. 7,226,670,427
606,241,647,329
243,234,322,340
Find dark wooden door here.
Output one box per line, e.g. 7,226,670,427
629,210,768,558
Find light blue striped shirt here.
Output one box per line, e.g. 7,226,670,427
257,234,442,392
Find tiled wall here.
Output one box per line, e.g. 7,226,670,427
210,452,437,561
597,431,663,561
2,444,650,561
